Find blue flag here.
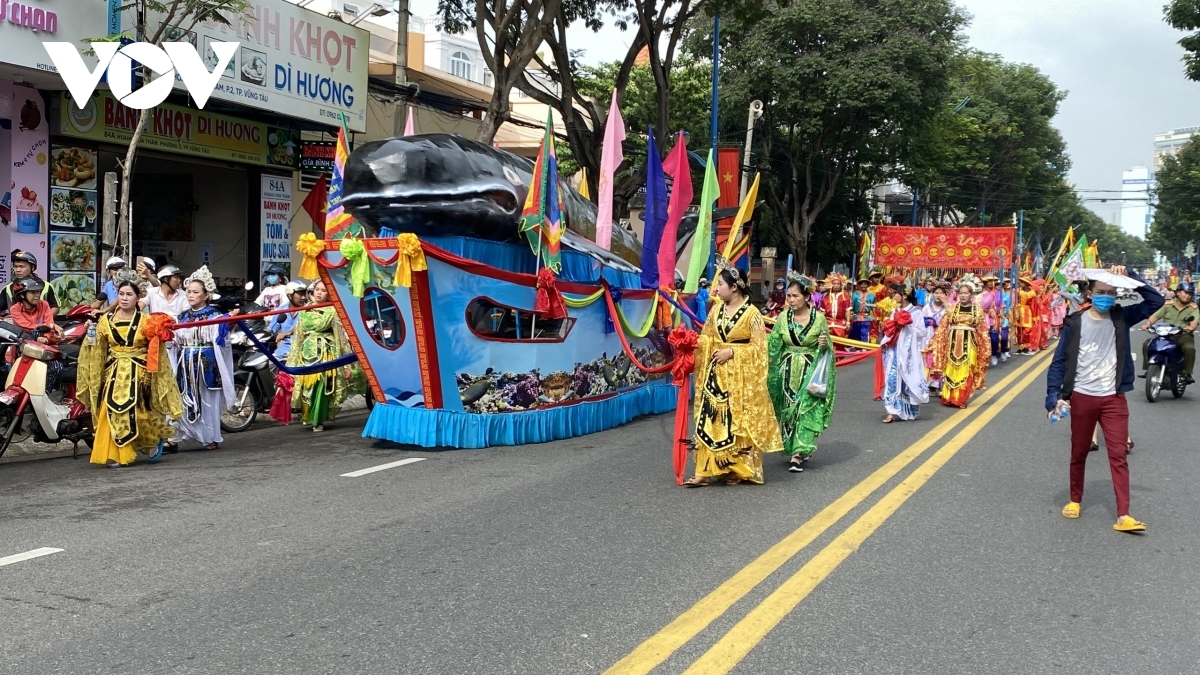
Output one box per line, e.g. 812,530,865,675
640,128,668,289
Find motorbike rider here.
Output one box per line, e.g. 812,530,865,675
7,278,63,344
255,263,292,311
270,281,309,361
0,250,58,314
1141,281,1198,384
144,265,189,319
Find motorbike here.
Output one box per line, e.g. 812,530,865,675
221,318,276,433
1144,323,1189,402
0,322,92,459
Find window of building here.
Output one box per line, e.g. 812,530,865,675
450,51,473,81
484,70,494,87
465,297,575,342
361,287,405,350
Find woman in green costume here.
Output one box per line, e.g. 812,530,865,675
286,280,366,431
767,276,837,473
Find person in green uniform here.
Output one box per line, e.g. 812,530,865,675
1141,281,1198,383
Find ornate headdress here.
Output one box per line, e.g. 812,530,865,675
113,266,141,287
957,273,982,294
715,256,749,291
786,269,811,291
184,265,217,294
826,272,847,285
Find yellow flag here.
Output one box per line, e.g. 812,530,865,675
722,173,759,260
578,168,591,201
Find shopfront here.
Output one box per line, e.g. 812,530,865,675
0,0,108,300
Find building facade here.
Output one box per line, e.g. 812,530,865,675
1120,166,1153,239
1154,126,1200,171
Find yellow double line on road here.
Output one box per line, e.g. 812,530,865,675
607,349,1054,675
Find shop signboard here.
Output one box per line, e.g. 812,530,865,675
260,174,292,280
299,140,336,172
115,0,369,132
57,91,299,170
4,81,51,276
0,0,107,74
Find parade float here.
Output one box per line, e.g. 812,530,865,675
300,132,691,450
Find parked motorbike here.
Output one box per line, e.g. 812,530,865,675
221,320,276,433
1144,323,1189,402
0,322,92,459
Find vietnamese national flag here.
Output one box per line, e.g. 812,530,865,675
715,147,740,252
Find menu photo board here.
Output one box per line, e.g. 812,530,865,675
49,143,100,234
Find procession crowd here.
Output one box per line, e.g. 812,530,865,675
684,259,1192,534
0,250,364,468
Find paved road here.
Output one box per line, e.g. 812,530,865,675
2,338,1197,674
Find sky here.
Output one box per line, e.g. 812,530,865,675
406,0,1200,224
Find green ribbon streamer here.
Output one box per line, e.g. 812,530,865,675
340,238,371,298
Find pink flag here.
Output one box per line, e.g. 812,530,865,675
403,105,415,136
595,91,625,250
657,133,692,287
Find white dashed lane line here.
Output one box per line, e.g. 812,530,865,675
340,457,426,478
0,547,63,568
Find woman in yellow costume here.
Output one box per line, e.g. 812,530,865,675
684,263,783,486
80,278,183,468
930,274,992,408
286,279,365,431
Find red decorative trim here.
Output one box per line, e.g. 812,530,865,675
463,297,577,343
408,269,444,409
317,238,658,299
366,248,400,266
318,269,387,405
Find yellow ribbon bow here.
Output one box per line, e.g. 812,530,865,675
296,232,325,279
393,233,428,288
339,237,370,297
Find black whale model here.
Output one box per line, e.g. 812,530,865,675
341,134,644,268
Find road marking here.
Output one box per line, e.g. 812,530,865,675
681,354,1050,674
603,350,1054,675
340,457,426,477
0,547,64,567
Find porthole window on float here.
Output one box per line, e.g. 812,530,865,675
360,287,404,350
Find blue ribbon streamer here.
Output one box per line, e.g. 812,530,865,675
656,290,705,327
604,286,623,334
236,321,359,376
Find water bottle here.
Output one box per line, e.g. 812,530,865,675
86,323,97,347
1049,401,1070,424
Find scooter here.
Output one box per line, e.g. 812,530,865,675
0,324,92,458
1144,323,1189,402
221,322,276,433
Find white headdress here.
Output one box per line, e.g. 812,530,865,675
185,265,217,293
957,273,982,294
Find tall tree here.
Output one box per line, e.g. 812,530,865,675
89,0,249,256
1165,0,1200,81
718,0,964,267
436,0,563,144
1149,138,1200,259
902,50,1071,227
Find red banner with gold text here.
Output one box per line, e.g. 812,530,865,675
873,226,1015,269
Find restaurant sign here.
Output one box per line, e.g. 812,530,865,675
56,92,298,170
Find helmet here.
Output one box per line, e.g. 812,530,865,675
264,263,287,278
774,278,786,287
156,265,181,280
285,280,308,295
12,277,45,296
106,256,127,270
11,250,37,268
1177,281,1195,295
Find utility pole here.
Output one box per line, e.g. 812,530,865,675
739,100,763,202
393,0,411,137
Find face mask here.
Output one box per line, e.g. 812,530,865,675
266,275,280,285
1091,295,1116,312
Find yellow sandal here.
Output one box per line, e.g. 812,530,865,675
1113,515,1146,533
1061,502,1081,519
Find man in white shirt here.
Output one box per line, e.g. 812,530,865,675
144,265,189,319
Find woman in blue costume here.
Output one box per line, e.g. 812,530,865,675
168,266,235,451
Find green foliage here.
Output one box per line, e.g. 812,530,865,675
1165,0,1200,82
1150,138,1200,256
716,0,965,268
902,50,1070,226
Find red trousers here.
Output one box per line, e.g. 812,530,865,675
1068,392,1131,516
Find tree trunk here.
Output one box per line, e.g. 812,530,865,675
117,106,152,258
